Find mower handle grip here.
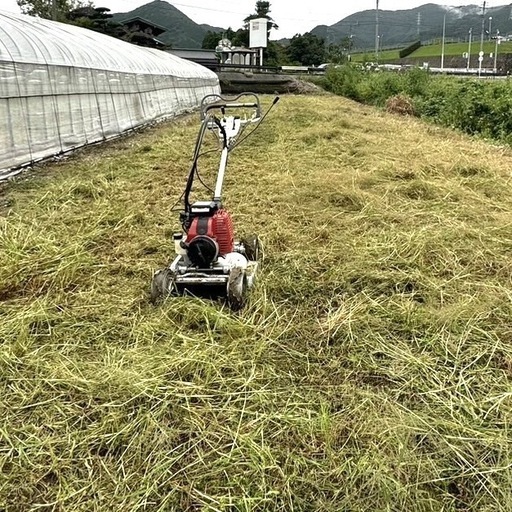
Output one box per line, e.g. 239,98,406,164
200,93,261,120
204,102,258,110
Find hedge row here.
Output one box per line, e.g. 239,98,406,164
399,40,422,59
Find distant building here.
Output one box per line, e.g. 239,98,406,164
168,48,219,70
217,47,258,66
168,41,259,71
216,39,258,67
120,17,167,48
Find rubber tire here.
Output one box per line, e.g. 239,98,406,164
227,267,247,311
241,234,260,262
150,268,175,305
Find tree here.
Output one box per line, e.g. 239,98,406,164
202,28,237,50
243,1,278,33
236,1,279,48
66,6,125,38
287,32,326,66
202,30,222,50
17,0,92,21
232,27,249,47
324,38,353,65
265,41,290,66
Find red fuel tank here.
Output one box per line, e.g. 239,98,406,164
186,208,234,256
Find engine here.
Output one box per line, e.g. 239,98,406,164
185,208,234,267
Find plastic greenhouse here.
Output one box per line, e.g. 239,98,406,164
0,11,220,180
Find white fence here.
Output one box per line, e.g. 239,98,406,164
0,11,220,179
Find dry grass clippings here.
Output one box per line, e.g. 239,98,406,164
1,94,512,511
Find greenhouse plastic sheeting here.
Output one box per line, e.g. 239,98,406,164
0,11,220,179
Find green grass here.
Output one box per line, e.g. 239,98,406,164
411,40,512,58
352,40,512,63
351,48,400,62
2,94,512,510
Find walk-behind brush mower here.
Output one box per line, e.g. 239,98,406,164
151,93,279,309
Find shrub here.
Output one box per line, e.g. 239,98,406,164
363,72,404,105
403,67,430,97
324,64,363,101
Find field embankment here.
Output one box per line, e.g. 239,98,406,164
1,94,512,511
352,40,512,70
321,66,512,145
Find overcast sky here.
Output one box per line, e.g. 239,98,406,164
0,1,502,38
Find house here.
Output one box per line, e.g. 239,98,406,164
120,17,167,48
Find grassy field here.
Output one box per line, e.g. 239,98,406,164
352,40,512,62
352,48,400,62
2,93,512,511
411,40,512,59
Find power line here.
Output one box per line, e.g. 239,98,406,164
160,1,511,38
170,1,247,16
168,1,353,27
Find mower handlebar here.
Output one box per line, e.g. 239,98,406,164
204,102,258,111
200,93,262,120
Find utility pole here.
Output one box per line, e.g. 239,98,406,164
467,27,472,70
441,13,446,70
375,0,379,62
494,29,499,72
488,16,492,41
348,22,354,60
479,1,486,77
417,12,421,38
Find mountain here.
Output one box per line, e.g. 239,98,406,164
111,0,224,48
311,3,512,50
111,1,512,51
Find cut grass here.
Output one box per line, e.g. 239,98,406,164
2,94,512,510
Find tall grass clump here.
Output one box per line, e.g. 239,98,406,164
2,94,512,511
323,64,364,102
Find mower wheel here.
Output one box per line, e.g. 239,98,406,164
150,268,175,304
241,234,261,262
227,267,247,310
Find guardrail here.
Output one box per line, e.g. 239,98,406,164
213,63,281,73
214,63,327,75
